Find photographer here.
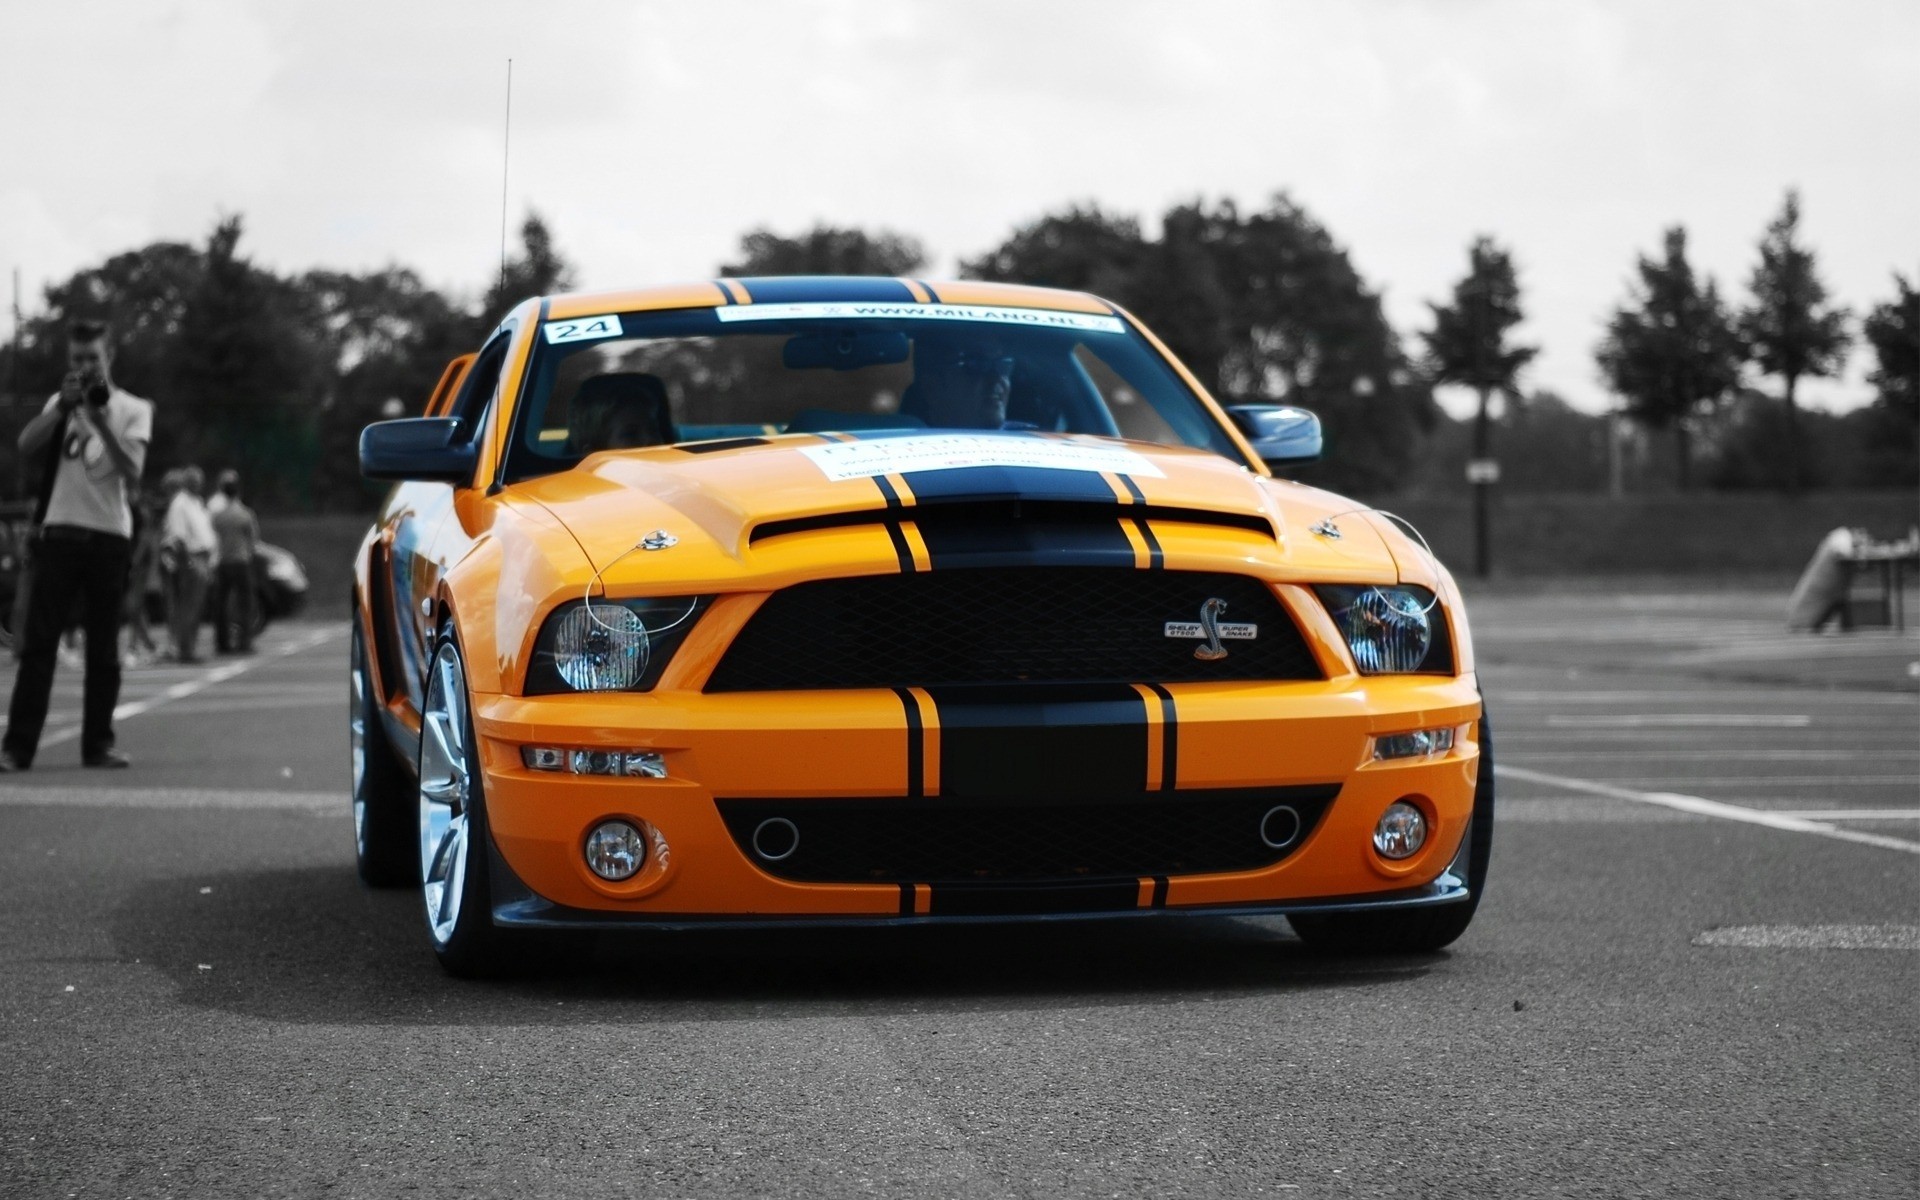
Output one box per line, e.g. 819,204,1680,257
1,320,153,771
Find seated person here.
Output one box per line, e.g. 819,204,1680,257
902,336,1022,430
565,373,675,455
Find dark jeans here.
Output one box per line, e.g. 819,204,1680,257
4,527,131,765
213,560,256,652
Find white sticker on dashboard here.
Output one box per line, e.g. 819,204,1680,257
800,434,1164,481
715,301,1126,335
542,314,624,344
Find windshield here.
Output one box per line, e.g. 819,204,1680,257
503,302,1246,482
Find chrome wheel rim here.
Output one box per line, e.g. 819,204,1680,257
418,642,471,946
350,630,367,845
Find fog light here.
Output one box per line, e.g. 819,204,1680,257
523,747,566,771
584,820,647,880
1373,801,1427,859
1373,727,1455,761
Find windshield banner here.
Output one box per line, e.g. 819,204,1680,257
801,434,1164,481
715,301,1127,335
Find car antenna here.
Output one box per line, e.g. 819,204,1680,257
497,57,513,297
483,58,515,500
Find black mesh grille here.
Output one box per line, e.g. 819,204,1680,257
706,568,1322,692
717,788,1337,884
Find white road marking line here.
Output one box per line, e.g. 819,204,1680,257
1590,776,1920,787
1492,690,1917,706
1692,925,1920,951
1543,714,1811,728
0,784,337,810
1764,810,1920,821
37,627,338,748
1495,764,1920,855
1505,750,1919,762
132,694,339,718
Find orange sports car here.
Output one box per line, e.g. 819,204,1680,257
351,277,1491,975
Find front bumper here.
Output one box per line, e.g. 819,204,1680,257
470,673,1483,925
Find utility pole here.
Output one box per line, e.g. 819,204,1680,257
1472,379,1491,578
6,267,18,404
1467,276,1495,579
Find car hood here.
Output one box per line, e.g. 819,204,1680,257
510,432,1402,585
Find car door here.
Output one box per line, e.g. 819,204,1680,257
382,333,513,718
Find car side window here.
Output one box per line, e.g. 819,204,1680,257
445,334,512,440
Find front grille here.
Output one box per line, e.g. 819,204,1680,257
716,787,1337,884
706,568,1322,692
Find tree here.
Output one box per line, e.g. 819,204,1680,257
961,204,1143,300
964,195,1434,494
1863,271,1918,426
171,217,333,509
1421,236,1537,574
481,212,575,328
723,224,925,277
1596,227,1745,489
1850,271,1920,487
304,266,477,507
1207,196,1436,494
1737,190,1851,490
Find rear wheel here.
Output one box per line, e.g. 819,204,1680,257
351,616,415,887
1290,711,1497,954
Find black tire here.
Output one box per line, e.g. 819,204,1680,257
417,628,518,977
351,616,416,887
1290,710,1496,954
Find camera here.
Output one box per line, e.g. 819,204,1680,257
67,370,110,407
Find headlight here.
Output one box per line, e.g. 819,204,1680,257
526,596,709,694
1315,585,1447,673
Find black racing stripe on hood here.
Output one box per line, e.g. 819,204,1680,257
914,511,1133,569
900,462,1119,504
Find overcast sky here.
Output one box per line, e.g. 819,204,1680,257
3,0,1914,413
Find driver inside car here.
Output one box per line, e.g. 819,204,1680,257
905,337,1024,430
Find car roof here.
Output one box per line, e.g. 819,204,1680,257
542,276,1119,322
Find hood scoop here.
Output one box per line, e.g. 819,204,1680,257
750,498,1276,546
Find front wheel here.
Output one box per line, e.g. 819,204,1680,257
1290,710,1497,954
417,631,510,976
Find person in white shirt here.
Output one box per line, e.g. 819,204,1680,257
162,465,217,664
2,320,152,770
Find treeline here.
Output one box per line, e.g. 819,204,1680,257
0,215,573,512
1,192,1913,512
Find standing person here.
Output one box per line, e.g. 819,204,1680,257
209,469,259,654
1,320,152,771
122,492,164,667
162,466,215,663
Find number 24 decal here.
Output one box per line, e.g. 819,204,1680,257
542,314,624,344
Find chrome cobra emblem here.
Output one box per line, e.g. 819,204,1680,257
640,529,678,551
1164,597,1260,660
1194,597,1231,661
1309,518,1342,540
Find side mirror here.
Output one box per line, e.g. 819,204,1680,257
1226,404,1322,468
360,418,477,484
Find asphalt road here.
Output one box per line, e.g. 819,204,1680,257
1,589,1915,1199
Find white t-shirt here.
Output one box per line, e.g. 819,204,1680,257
164,490,218,559
39,387,153,539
